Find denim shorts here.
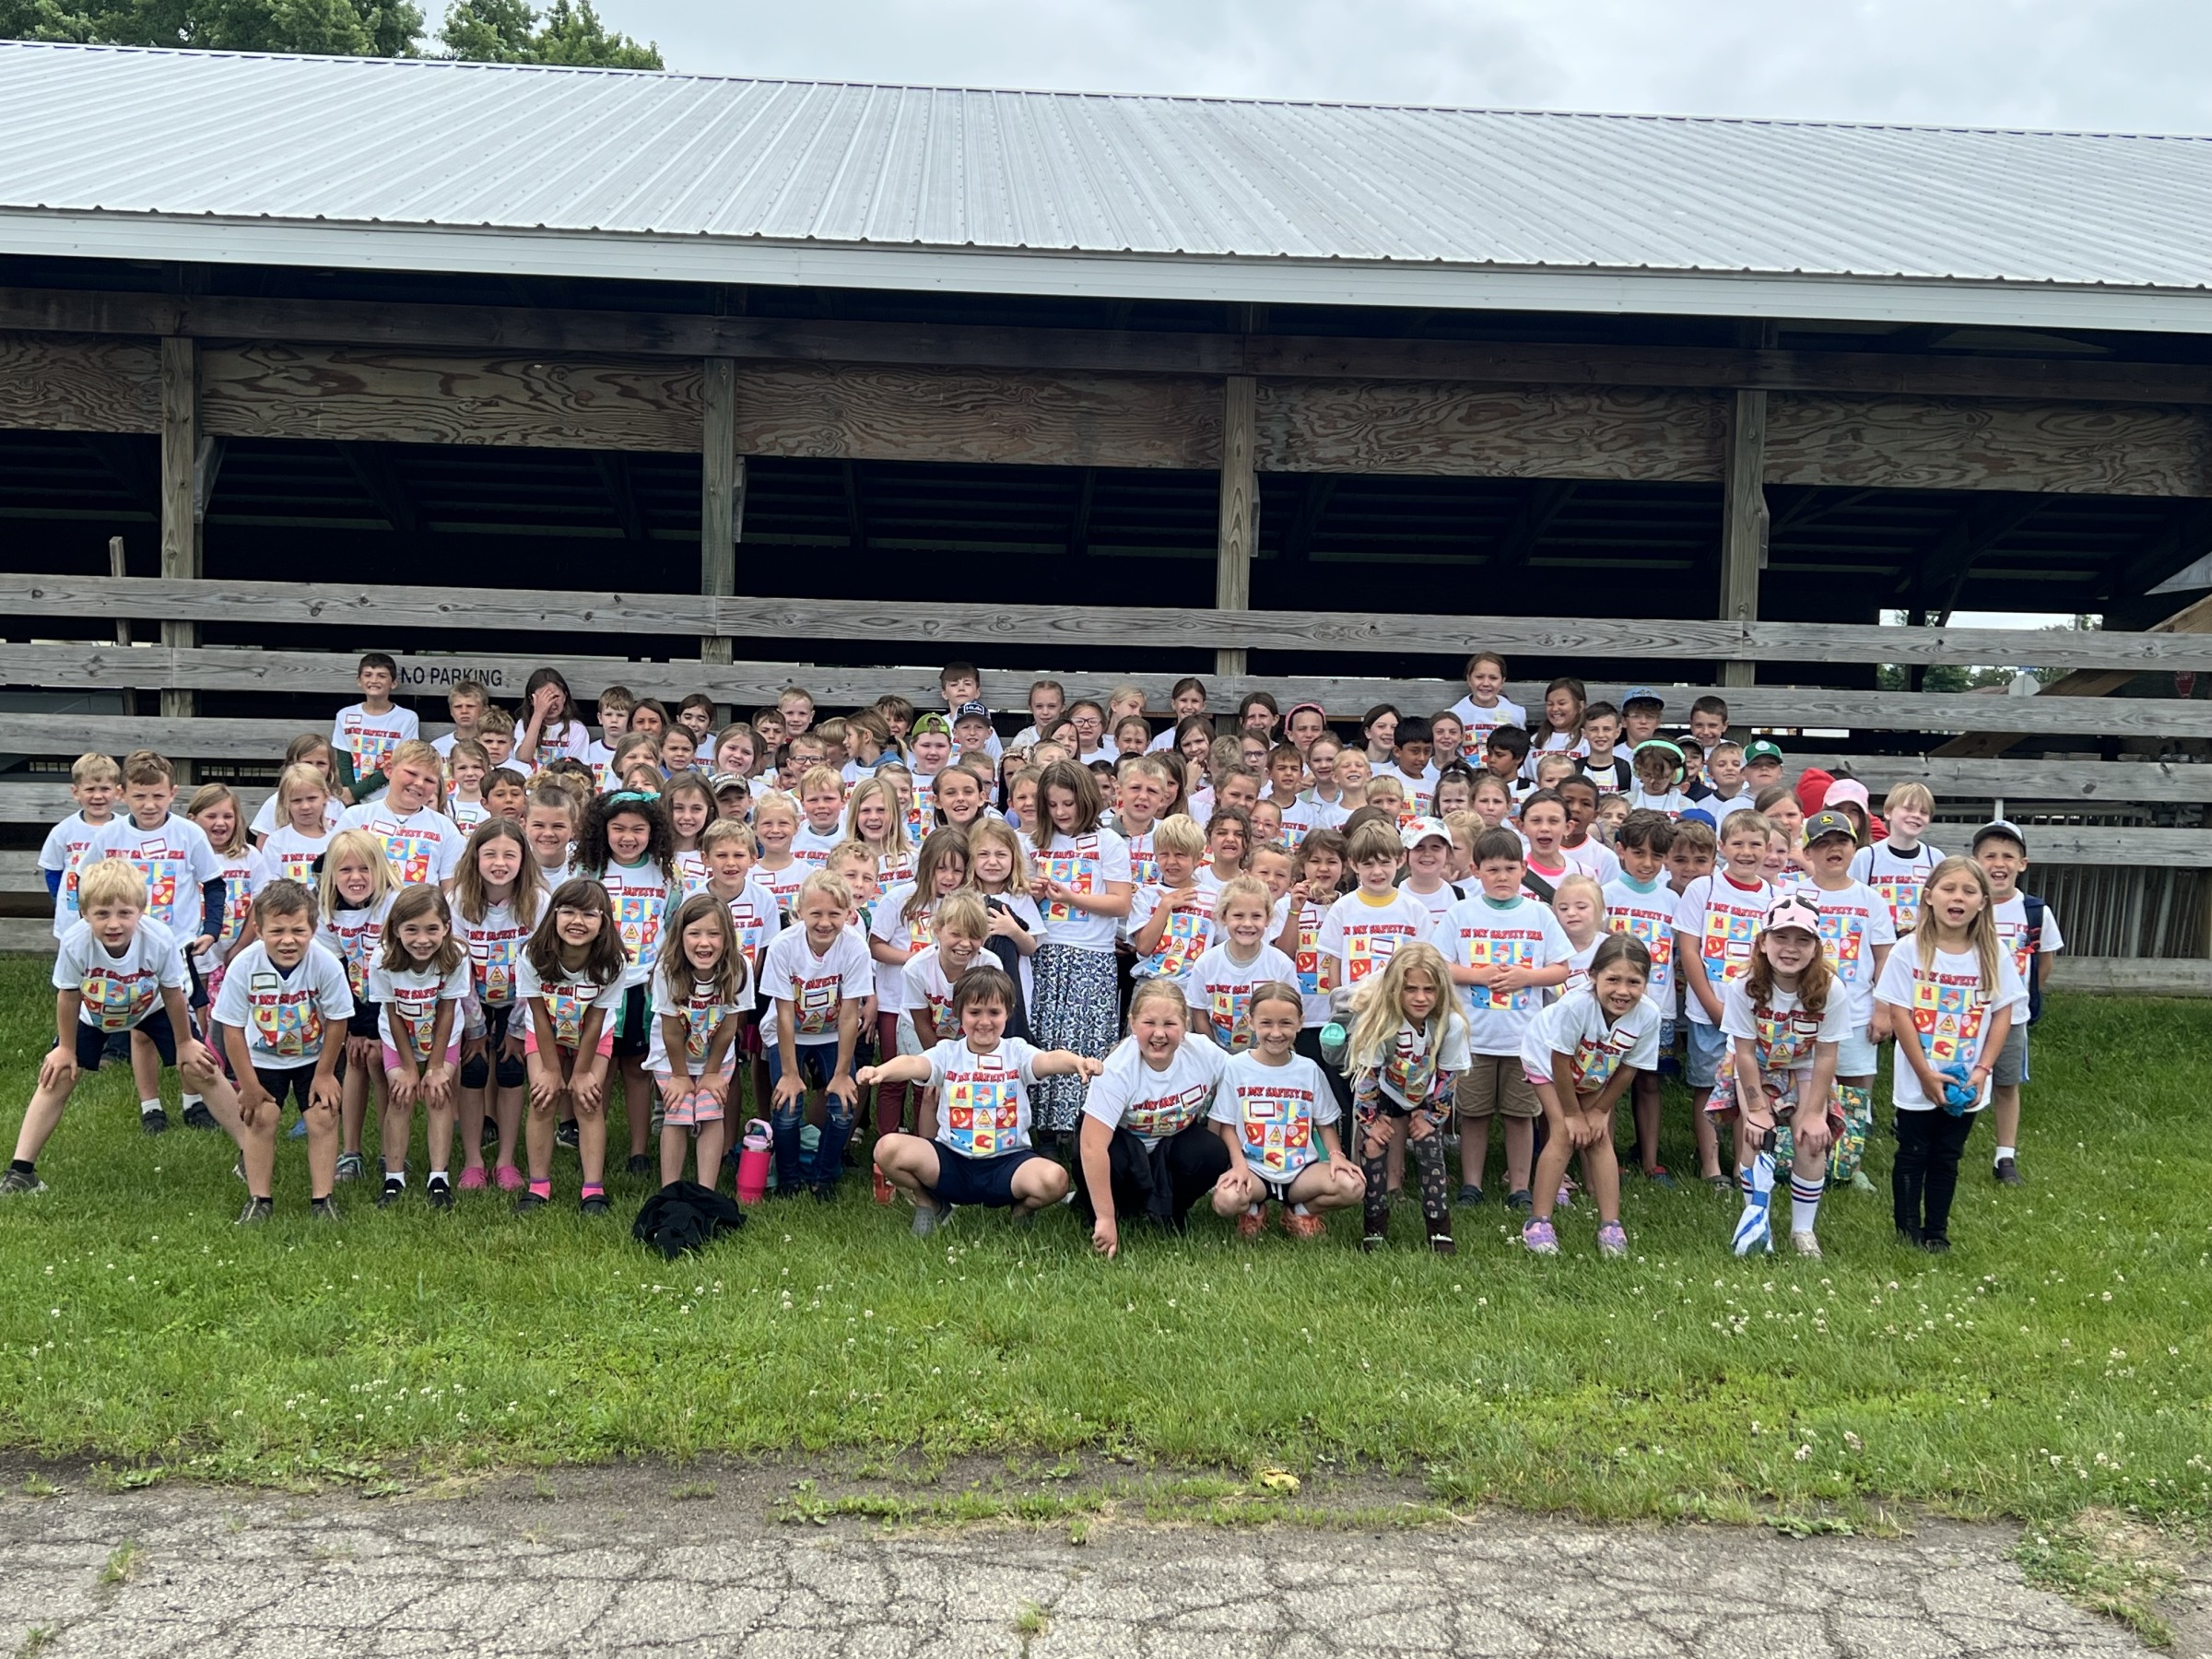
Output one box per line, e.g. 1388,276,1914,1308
1686,1019,1727,1090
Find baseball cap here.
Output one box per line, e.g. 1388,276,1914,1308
1972,818,2028,853
952,700,992,724
1744,739,1785,765
709,771,750,794
1822,778,1871,811
910,712,951,738
1766,894,1822,934
1803,808,1857,844
1621,686,1665,709
1678,807,1718,831
1399,816,1452,850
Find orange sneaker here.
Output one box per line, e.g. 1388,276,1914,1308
1282,1210,1326,1241
872,1167,895,1206
1235,1204,1271,1240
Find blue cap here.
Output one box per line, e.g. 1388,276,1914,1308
1678,807,1718,830
1622,686,1664,709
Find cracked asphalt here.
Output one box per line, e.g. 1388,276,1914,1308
0,1464,2199,1657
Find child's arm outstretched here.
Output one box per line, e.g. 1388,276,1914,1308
1029,1048,1104,1081
855,1052,933,1089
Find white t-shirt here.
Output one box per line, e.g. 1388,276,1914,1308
250,794,343,840
522,717,593,766
1030,828,1133,954
454,896,535,1014
1562,841,1622,886
53,916,186,1030
337,800,464,888
1522,730,1588,780
900,944,976,1040
925,1036,1045,1159
1628,786,1692,818
41,810,112,938
719,878,784,994
1209,1050,1337,1181
1601,877,1679,1009
759,926,875,1046
645,958,756,1076
332,702,419,788
1286,898,1333,1028
1850,839,1946,937
1721,978,1853,1078
1876,945,2030,1112
752,859,806,919
598,859,674,988
261,824,332,888
869,883,938,1010
1559,936,1600,1001
1278,794,1349,849
320,893,394,1006
1804,878,1898,1030
1082,1036,1225,1147
1449,694,1528,758
514,953,625,1050
1518,989,1663,1094
792,823,843,869
1317,888,1433,995
1373,760,1441,803
368,958,471,1062
1186,942,1298,1051
1992,894,2065,1014
1675,873,1773,1026
1438,893,1573,1054
1124,882,1217,986
1360,1014,1474,1110
201,847,267,972
81,814,223,940
213,939,355,1069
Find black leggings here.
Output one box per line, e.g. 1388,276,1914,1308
1072,1124,1230,1233
1892,1109,1976,1243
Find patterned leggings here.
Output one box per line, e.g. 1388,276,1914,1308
1355,1073,1453,1235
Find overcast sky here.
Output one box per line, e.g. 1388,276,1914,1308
607,0,2212,133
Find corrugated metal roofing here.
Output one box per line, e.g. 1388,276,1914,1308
5,40,2212,314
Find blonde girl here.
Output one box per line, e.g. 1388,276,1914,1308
649,892,753,1189
845,775,913,888
749,791,805,917
1004,766,1041,836
1712,895,1850,1258
524,781,579,888
1209,981,1363,1239
1874,856,2027,1253
445,738,491,830
712,722,761,782
1343,942,1471,1255
453,817,541,1193
1551,874,1607,996
369,884,469,1207
516,877,627,1211
662,769,717,896
250,732,338,843
262,763,335,885
962,816,1041,1009
184,781,262,978
1853,781,1945,937
1072,980,1232,1256
318,828,394,1184
868,827,970,1147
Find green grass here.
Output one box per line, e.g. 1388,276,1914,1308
1,961,2206,1545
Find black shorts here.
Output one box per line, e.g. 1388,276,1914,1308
927,1147,1041,1208
482,1003,516,1048
611,984,651,1058
253,1065,323,1112
76,1008,177,1071
348,999,381,1040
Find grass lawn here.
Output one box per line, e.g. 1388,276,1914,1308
0,961,2205,1548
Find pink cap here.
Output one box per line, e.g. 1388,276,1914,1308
1766,894,1823,935
1823,778,1871,811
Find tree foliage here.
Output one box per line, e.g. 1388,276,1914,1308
1,0,662,65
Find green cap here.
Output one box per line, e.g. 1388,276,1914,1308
1743,739,1784,765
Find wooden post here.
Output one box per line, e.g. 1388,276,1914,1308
158,337,198,755
108,535,133,717
700,356,738,669
1718,385,1769,689
1215,373,1257,680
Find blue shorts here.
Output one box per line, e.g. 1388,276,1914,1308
75,1007,178,1071
927,1147,1042,1208
1686,1019,1727,1090
1835,1023,1878,1077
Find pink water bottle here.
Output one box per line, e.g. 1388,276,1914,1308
735,1119,771,1206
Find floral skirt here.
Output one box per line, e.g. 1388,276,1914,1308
1030,943,1119,1133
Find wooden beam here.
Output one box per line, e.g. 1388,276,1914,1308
1907,494,2043,615
1719,387,1768,688
2048,957,2212,997
1280,475,1337,568
157,337,197,738
10,284,2212,406
1784,752,2212,805
1491,480,1574,578
1216,376,1257,679
0,332,159,432
335,441,421,537
700,359,738,668
596,453,648,545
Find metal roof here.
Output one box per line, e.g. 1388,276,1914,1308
6,41,2212,329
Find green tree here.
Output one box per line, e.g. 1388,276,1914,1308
437,0,658,66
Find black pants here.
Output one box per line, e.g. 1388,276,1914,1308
1072,1124,1230,1233
1892,1109,1976,1243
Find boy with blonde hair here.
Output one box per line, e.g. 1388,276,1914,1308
41,752,121,941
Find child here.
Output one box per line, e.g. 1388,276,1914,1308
900,891,994,1051
336,740,465,891
677,692,716,743
444,738,490,830
1517,789,1573,900
965,818,1042,1018
1469,773,1514,832
514,668,591,767
1701,741,1752,816
483,764,528,825
1595,794,1630,842
1620,687,1667,751
659,725,700,775
1364,773,1410,830
319,828,396,1182
1799,806,1896,1196
3,858,212,1199
1518,934,1660,1257
1195,804,1252,892
1280,827,1347,1075
1577,702,1627,793
1110,755,1173,884
862,968,1095,1234
1074,980,1232,1254
331,652,419,805
249,735,340,841
1441,828,1572,1208
582,789,678,1176
1450,652,1526,758
776,686,817,741
1755,786,1808,881
792,766,848,868
1430,763,1478,821
702,819,781,982
1391,817,1457,933
759,870,874,1198
1025,761,1135,1144
1851,782,1945,938
1344,941,1471,1253
1247,797,1285,855
1688,695,1730,770
1524,677,1587,778
1209,981,1364,1238
869,827,971,1139
207,879,356,1222
1973,820,2062,1187
1628,741,1692,818
453,818,541,1193
524,782,580,888
261,764,335,887
585,685,634,785
39,752,119,945
368,885,469,1208
1441,811,1479,886
515,877,627,1211
184,782,264,985
1740,738,1785,801
1282,700,1329,754
1668,816,1716,896
1551,874,1606,995
1317,818,1432,999
1187,876,1298,1052
1603,811,1680,1184
1714,896,1851,1257
1675,803,1775,1187
750,792,806,916
648,893,754,1190
661,770,718,897
1359,703,1399,770
1555,777,1622,884
1377,715,1439,801
477,707,522,781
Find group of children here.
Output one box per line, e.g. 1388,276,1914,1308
6,651,2060,1260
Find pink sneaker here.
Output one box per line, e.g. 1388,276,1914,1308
493,1164,524,1193
457,1166,488,1192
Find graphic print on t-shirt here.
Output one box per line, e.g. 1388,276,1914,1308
1912,972,1991,1069
1237,1083,1312,1174
1566,1023,1639,1092
1463,935,1539,1013
1700,905,1759,988
246,971,323,1060
943,1077,1018,1157
79,962,157,1031
1037,838,1099,925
